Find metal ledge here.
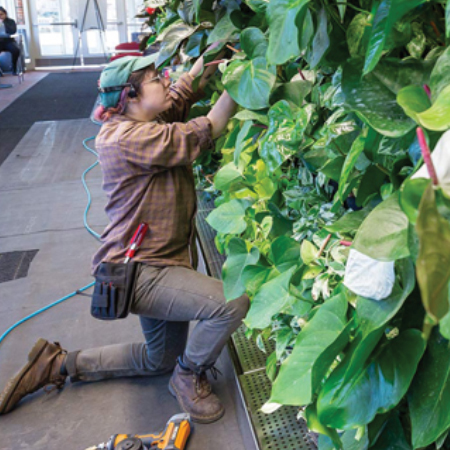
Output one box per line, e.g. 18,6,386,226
196,191,317,450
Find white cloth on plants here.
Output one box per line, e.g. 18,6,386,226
412,129,450,185
344,249,395,301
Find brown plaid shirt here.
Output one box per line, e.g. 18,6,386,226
92,73,213,274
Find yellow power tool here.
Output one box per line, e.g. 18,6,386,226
86,413,191,450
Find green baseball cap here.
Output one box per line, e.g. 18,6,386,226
99,53,159,108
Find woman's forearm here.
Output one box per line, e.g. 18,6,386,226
207,91,237,139
189,55,204,79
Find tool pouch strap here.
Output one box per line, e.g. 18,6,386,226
91,261,138,320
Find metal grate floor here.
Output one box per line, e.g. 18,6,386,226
232,326,275,374
240,370,317,450
195,191,317,450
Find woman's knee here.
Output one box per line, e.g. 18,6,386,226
225,293,250,322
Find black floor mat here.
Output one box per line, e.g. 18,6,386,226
0,71,100,166
0,250,39,283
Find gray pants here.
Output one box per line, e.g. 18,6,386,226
66,265,249,381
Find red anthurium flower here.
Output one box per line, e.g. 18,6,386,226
146,7,156,15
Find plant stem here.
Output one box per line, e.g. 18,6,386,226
340,240,352,247
416,127,439,186
318,234,332,258
430,20,441,38
226,44,241,53
204,60,226,67
375,164,390,176
423,84,432,100
298,69,306,81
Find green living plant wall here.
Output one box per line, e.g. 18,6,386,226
139,0,450,448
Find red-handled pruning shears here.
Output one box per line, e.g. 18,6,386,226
124,223,148,264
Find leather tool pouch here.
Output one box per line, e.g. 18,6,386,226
91,262,138,320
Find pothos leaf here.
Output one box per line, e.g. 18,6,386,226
310,7,330,69
317,329,426,430
416,184,450,325
342,59,416,138
222,238,260,301
353,192,410,262
409,330,450,449
206,199,248,235
244,266,297,329
337,131,367,202
266,0,310,65
259,100,309,171
240,27,268,59
363,0,427,74
223,57,277,110
269,293,349,406
156,21,198,66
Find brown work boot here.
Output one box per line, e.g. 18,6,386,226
169,362,225,424
0,338,67,414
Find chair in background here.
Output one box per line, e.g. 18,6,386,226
109,42,143,62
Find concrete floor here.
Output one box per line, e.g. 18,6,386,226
0,78,255,450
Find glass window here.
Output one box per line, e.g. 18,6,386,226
35,0,74,55
125,0,146,42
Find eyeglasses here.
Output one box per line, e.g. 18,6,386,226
142,72,172,86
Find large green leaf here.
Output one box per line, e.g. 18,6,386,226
240,27,268,59
325,209,369,235
342,59,416,137
206,10,240,44
269,235,302,272
310,7,330,68
259,100,309,171
317,329,426,429
222,238,260,301
342,59,431,137
317,259,415,426
214,162,243,191
269,293,349,406
416,184,450,325
206,199,248,235
223,57,276,110
319,427,369,450
415,85,450,131
241,264,274,296
353,192,410,262
399,178,430,225
370,414,412,450
337,132,366,202
270,80,312,107
429,46,450,102
347,14,370,58
397,85,431,123
266,0,310,65
245,266,297,329
409,330,450,449
363,0,427,74
234,110,269,126
233,120,255,168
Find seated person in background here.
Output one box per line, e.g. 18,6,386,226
0,7,20,75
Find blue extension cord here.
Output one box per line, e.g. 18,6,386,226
0,136,101,345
